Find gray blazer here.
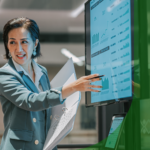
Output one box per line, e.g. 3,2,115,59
0,58,64,150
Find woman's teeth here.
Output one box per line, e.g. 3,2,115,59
17,55,24,57
17,54,25,58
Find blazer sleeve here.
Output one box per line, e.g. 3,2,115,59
0,74,65,112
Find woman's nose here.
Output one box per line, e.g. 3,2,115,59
16,43,23,52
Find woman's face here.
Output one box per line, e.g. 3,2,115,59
7,27,38,66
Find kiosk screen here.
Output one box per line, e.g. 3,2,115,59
105,116,124,148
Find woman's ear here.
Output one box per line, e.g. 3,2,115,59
35,39,39,48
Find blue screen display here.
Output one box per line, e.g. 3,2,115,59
90,0,132,103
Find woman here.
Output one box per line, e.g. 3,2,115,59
0,17,102,150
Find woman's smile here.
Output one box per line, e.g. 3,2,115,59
16,54,26,59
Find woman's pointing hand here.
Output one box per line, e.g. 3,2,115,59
62,74,103,99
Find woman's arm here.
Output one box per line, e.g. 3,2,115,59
62,74,102,99
0,74,102,111
0,74,64,112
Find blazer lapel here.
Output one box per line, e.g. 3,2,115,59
39,74,49,91
18,72,39,93
8,58,49,93
39,72,51,133
8,58,39,93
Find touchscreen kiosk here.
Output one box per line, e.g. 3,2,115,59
85,0,134,107
105,114,126,149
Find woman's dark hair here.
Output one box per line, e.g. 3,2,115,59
3,17,41,59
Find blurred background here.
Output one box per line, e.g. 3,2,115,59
0,0,98,149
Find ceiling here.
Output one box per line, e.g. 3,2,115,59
0,0,86,33
1,0,86,10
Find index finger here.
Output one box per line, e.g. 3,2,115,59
84,74,99,80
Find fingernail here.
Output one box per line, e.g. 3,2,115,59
99,78,102,80
101,86,103,88
98,91,101,92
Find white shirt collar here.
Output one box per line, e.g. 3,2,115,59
32,59,43,85
12,59,43,86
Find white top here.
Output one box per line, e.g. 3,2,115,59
12,59,63,101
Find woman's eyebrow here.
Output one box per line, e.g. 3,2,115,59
21,38,29,40
8,38,29,40
9,38,16,40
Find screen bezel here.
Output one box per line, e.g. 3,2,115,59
105,113,126,149
85,0,134,107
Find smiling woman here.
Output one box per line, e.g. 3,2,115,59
7,27,38,61
8,28,39,79
3,18,41,60
0,17,102,150
2,18,41,82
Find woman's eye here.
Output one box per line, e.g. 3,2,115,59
22,41,28,44
10,41,15,44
